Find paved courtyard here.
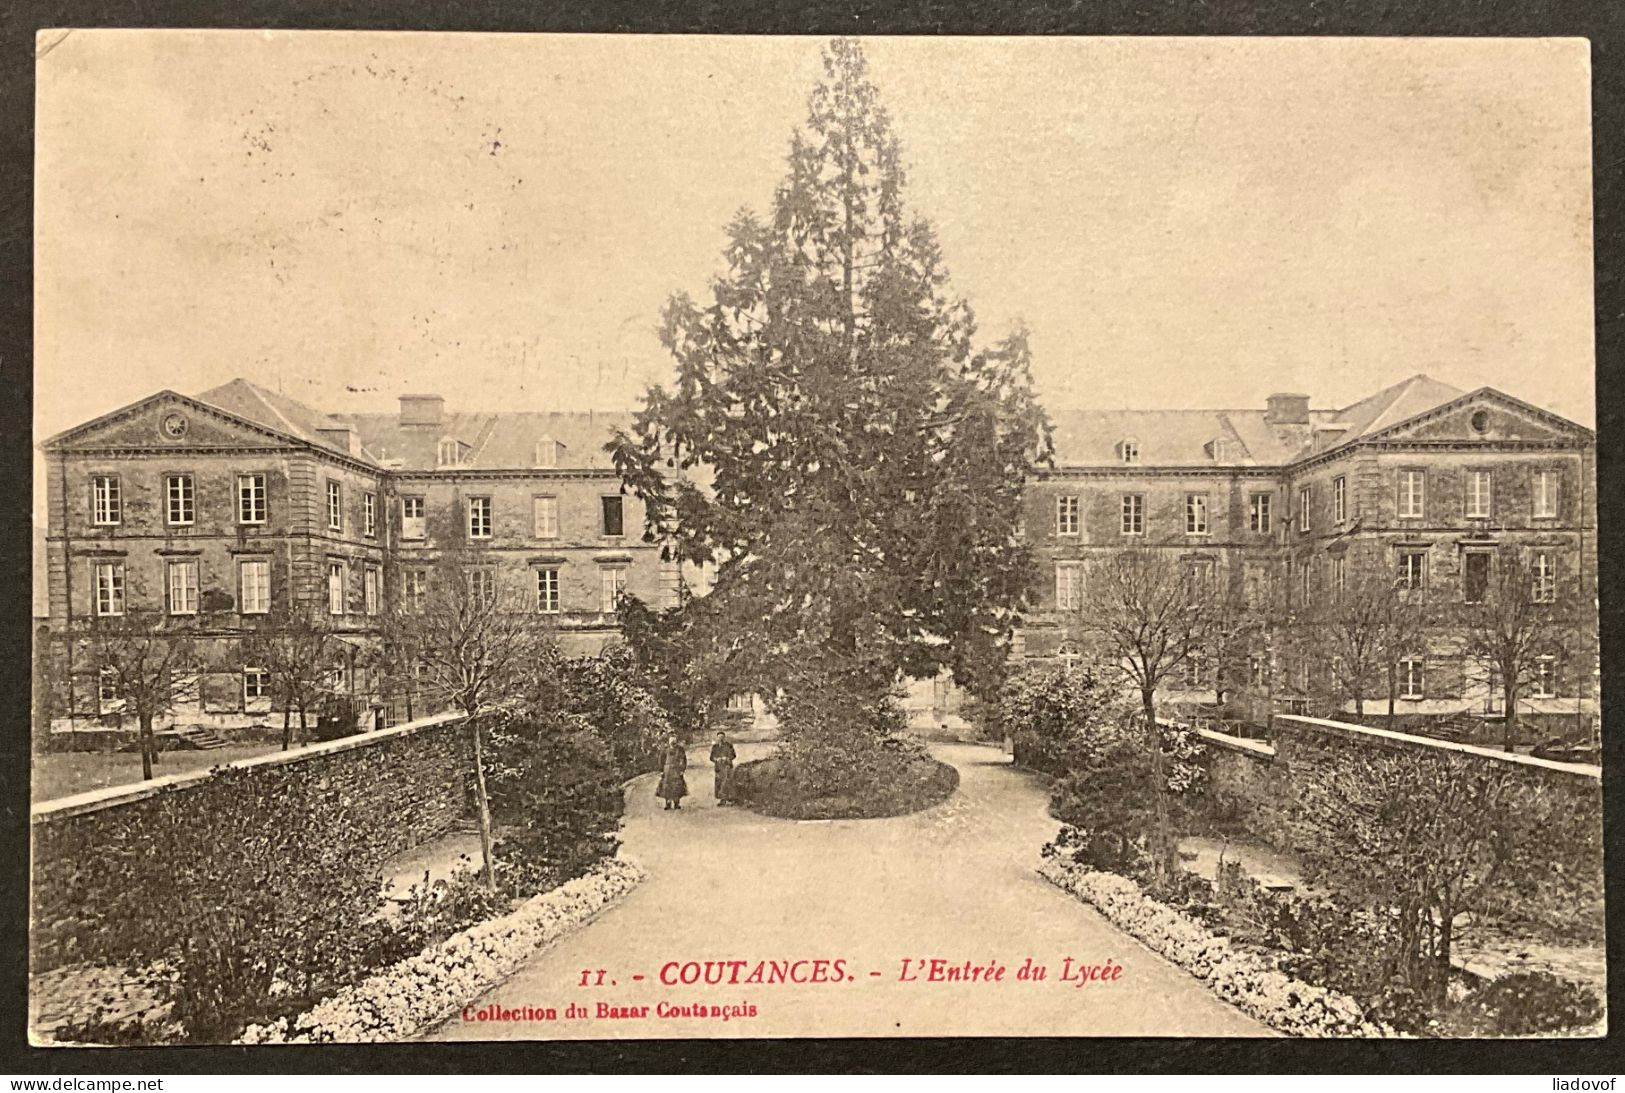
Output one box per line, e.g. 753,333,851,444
428,741,1268,1040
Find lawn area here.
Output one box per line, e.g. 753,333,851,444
32,745,283,805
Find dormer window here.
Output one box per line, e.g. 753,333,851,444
437,437,462,467
1206,438,1227,462
535,438,562,468
1119,438,1139,465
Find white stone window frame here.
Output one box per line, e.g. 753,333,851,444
536,566,561,614
166,474,195,527
1248,492,1272,534
167,559,200,616
94,561,125,617
1398,469,1426,520
1185,492,1209,536
1120,493,1144,536
1466,469,1493,520
239,558,271,615
401,495,427,540
237,473,268,525
1055,495,1080,537
1399,657,1426,701
468,496,494,540
91,474,122,526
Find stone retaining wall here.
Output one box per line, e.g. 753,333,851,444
30,713,472,975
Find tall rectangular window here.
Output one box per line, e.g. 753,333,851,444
243,667,270,705
1400,657,1426,700
239,559,270,615
1298,485,1312,532
1055,495,1080,536
404,567,428,613
1120,494,1144,536
166,474,195,526
1248,493,1272,534
91,475,121,525
1397,550,1428,591
98,667,120,713
1533,656,1558,699
94,561,125,616
326,480,343,532
601,496,625,537
237,473,267,525
1330,554,1346,597
1466,470,1492,519
1185,493,1209,536
1534,469,1559,518
1532,551,1557,603
364,565,380,616
327,560,346,615
1398,469,1425,519
1332,476,1347,524
1463,552,1490,605
468,568,496,606
534,496,559,539
362,491,377,537
600,565,626,612
401,496,426,539
167,560,199,616
536,567,560,613
1055,562,1083,610
468,496,493,539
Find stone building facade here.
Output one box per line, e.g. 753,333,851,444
1019,375,1598,739
38,380,675,733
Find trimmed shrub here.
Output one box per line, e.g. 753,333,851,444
485,704,625,895
1446,971,1603,1037
239,858,646,1044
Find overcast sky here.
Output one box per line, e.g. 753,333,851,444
36,32,1594,450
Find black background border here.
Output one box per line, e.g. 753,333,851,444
1,0,1621,1075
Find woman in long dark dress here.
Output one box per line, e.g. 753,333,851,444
656,734,688,810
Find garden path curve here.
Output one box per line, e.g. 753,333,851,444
426,741,1269,1039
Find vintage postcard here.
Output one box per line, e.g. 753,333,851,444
30,31,1601,1046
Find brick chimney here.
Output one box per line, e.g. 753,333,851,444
1265,392,1310,426
399,394,446,426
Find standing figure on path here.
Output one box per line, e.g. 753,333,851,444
656,734,688,810
710,731,737,805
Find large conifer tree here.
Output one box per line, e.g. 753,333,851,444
611,39,1050,724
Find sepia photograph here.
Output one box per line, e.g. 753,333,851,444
28,30,1601,1047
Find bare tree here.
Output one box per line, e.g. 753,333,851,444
381,550,557,890
1075,542,1218,879
240,606,341,751
78,610,201,781
1302,565,1425,723
1459,548,1577,752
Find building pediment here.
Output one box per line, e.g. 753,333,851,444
40,391,306,454
1363,388,1591,448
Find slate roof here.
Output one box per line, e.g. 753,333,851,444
337,409,633,471
195,379,371,459
1048,374,1467,468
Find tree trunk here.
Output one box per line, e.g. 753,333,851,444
1142,689,1176,882
469,716,498,894
138,711,155,781
297,705,307,746
282,705,292,751
1503,678,1518,753
1387,671,1398,730
1434,906,1455,1008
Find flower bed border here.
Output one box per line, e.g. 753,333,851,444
239,857,646,1044
1037,856,1398,1038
